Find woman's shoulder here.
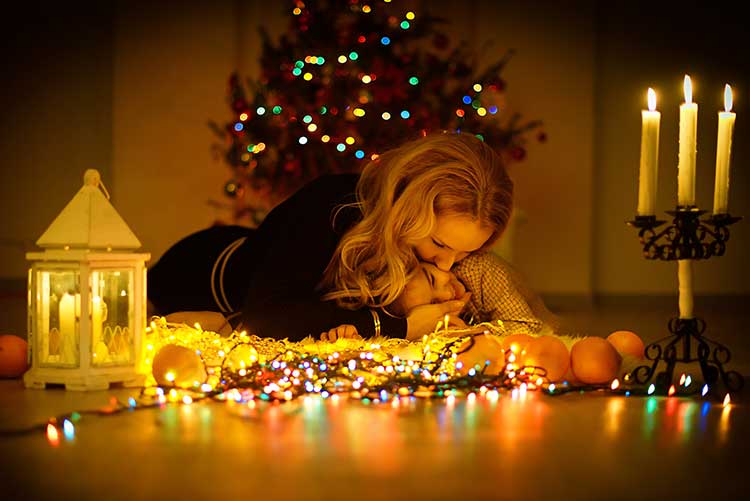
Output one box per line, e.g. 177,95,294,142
297,173,359,200
454,252,512,278
256,174,361,237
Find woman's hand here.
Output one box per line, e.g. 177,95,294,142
405,293,470,341
320,324,362,342
163,311,232,335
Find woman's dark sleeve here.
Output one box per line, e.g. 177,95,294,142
240,175,407,341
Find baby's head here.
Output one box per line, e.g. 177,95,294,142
389,263,467,316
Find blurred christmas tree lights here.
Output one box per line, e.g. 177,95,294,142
210,0,543,226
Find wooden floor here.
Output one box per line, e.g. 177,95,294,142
1,294,749,500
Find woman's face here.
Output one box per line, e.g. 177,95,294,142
413,214,493,271
390,263,467,316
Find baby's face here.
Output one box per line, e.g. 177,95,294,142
390,263,467,316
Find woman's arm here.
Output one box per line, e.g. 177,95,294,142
162,311,233,335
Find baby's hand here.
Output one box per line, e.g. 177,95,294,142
320,324,362,342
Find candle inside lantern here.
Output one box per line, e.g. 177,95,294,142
712,84,736,214
92,296,106,355
678,75,698,207
58,292,80,363
59,292,76,340
638,88,661,215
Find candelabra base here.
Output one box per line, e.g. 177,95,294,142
628,317,744,396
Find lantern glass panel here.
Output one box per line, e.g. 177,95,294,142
91,270,134,366
38,270,80,367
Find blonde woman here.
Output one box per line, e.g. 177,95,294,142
148,132,514,341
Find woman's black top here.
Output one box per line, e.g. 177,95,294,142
147,174,408,341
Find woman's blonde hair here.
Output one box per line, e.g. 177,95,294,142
320,132,514,310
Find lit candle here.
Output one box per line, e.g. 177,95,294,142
678,75,698,207
92,296,105,353
638,88,661,215
59,292,76,341
712,84,736,214
59,292,80,363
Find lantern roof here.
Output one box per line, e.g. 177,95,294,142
36,169,142,250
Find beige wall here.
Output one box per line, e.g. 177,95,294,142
0,3,113,280
2,1,747,299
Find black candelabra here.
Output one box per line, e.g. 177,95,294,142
626,208,743,395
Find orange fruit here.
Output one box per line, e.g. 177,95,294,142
456,334,505,375
607,330,645,359
522,335,570,382
500,333,534,355
571,337,622,384
0,334,29,378
152,344,206,388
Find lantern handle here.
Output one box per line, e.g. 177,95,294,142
83,169,111,200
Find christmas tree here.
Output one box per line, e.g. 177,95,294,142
209,0,544,226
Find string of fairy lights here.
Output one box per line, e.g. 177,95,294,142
1,316,734,444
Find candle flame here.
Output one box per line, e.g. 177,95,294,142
724,84,733,112
683,75,693,104
647,88,656,111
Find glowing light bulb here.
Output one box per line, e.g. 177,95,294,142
63,419,75,441
723,393,731,407
610,379,620,390
647,384,656,395
46,424,60,446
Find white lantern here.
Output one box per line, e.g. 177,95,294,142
24,169,150,391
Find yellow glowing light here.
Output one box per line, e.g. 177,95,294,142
473,83,482,92
371,153,379,160
362,75,372,84
353,108,366,117
723,393,731,407
610,378,620,390
648,87,657,111
381,112,391,120
303,72,313,81
292,7,302,15
321,135,330,143
668,384,676,396
477,107,487,116
307,124,317,132
406,11,415,20
45,424,60,447
338,55,347,63
165,372,175,382
724,84,733,112
345,136,355,145
239,112,248,121
684,74,693,104
362,5,371,13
